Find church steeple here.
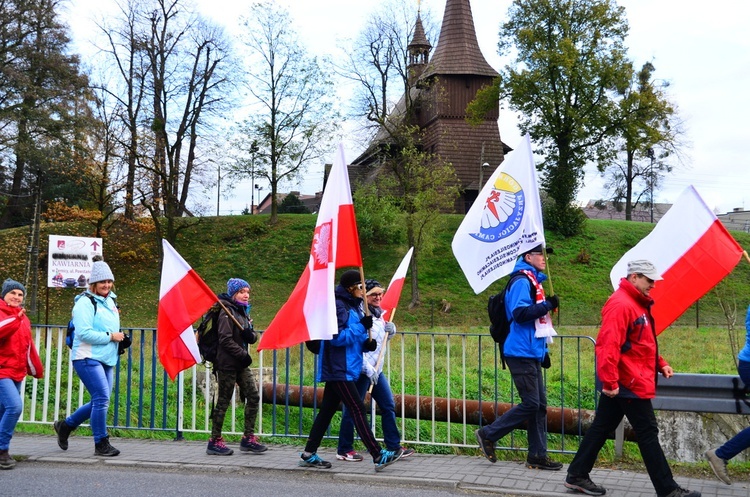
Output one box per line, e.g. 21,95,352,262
407,12,432,85
421,0,498,79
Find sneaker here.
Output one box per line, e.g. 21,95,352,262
299,452,332,469
564,475,607,496
94,437,121,457
206,436,234,456
374,447,402,472
527,454,563,470
240,434,267,453
475,429,496,463
398,446,415,458
336,450,364,462
660,487,701,497
704,448,731,485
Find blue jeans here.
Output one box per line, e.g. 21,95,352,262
67,358,114,443
338,372,401,453
478,357,548,458
716,360,750,460
0,379,22,450
567,395,677,496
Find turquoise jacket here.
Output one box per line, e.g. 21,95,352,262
738,304,750,363
71,290,120,366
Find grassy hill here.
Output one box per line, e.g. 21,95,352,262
3,215,750,333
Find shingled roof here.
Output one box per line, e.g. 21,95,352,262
421,0,499,79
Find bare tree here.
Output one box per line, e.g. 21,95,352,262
235,1,339,224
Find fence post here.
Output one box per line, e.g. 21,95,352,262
175,371,184,441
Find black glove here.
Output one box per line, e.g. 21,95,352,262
240,354,253,368
360,315,373,330
118,334,132,355
541,352,551,369
363,338,377,352
241,326,258,345
545,295,559,311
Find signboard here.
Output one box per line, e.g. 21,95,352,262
48,235,103,288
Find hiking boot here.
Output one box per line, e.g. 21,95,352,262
705,448,731,484
0,449,16,470
526,454,563,470
475,428,496,463
94,437,121,457
54,419,73,451
336,450,364,461
398,446,415,458
564,475,606,496
206,436,234,456
374,447,402,472
299,452,332,469
660,487,701,497
240,434,267,453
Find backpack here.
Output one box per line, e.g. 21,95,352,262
196,303,222,364
66,294,119,349
487,271,532,368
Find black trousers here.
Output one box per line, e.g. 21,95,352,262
304,380,382,460
567,395,678,496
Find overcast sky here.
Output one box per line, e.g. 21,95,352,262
63,0,750,215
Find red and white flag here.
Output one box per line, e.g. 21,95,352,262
258,144,362,350
610,186,744,334
380,247,413,322
451,134,546,294
157,240,218,379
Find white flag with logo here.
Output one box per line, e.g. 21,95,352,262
451,133,546,294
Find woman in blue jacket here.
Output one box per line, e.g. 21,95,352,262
54,259,126,457
299,270,402,472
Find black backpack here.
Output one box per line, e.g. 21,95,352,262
196,303,222,364
487,271,532,368
67,294,127,353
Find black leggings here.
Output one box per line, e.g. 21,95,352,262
304,380,382,460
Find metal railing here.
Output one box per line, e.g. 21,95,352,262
21,325,597,454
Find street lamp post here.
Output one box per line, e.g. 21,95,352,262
249,141,259,214
647,148,655,223
479,162,490,190
255,184,262,214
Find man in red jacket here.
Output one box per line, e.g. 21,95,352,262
564,260,700,497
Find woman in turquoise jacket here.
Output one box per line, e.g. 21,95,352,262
54,259,126,457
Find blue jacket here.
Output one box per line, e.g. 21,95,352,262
71,290,120,366
503,259,553,361
318,285,368,382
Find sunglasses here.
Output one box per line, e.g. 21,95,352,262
369,292,384,297
349,284,363,290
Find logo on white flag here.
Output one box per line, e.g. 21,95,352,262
312,221,332,270
471,172,526,242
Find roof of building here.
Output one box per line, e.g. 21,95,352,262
421,0,499,79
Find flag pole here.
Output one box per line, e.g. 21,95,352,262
358,266,371,340
367,308,397,394
743,250,750,265
543,251,555,296
216,299,244,329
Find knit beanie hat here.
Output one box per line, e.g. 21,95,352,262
339,269,361,289
89,260,115,284
227,278,250,297
365,279,383,295
1,278,25,298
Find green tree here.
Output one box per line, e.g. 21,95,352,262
278,193,310,214
235,1,339,225
496,0,632,235
602,62,684,221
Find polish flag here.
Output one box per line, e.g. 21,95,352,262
258,144,362,350
610,186,744,334
380,247,413,322
157,240,218,379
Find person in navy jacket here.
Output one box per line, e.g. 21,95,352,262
299,270,402,472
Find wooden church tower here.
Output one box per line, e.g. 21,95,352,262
350,0,509,213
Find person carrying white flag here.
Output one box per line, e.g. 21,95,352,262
451,133,546,294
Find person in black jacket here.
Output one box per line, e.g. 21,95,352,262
206,278,266,456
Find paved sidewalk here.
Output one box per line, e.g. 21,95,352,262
8,434,748,496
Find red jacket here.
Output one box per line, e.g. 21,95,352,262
0,299,43,381
596,278,667,399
